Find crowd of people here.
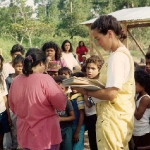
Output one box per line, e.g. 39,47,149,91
0,15,150,150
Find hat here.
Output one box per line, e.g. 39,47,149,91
47,61,61,71
82,55,86,58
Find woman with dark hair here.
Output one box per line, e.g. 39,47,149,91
73,15,135,149
42,41,67,72
61,40,81,72
76,41,88,63
8,48,66,150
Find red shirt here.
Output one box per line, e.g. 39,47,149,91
76,46,88,62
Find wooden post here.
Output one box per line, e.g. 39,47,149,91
91,41,104,60
127,29,146,56
87,25,93,56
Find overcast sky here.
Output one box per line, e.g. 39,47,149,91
26,0,34,6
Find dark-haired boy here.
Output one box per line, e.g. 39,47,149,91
54,75,75,150
145,53,150,75
3,44,24,79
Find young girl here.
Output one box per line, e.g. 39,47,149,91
0,55,11,149
61,40,81,72
42,41,67,69
6,55,24,91
133,70,150,149
5,55,24,149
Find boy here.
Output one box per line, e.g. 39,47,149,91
3,44,24,79
5,55,24,150
58,67,72,79
68,72,85,150
84,55,104,150
54,75,75,150
58,67,72,93
145,52,150,75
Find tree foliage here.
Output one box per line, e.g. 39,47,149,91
0,0,150,47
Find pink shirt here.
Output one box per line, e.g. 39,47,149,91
9,73,66,150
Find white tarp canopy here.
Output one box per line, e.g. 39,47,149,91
81,7,150,25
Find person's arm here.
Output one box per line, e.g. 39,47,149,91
84,46,88,54
4,96,12,126
73,95,84,142
74,52,130,100
76,47,80,55
59,110,75,122
59,100,75,122
45,75,66,111
60,58,67,67
8,82,14,114
73,109,84,143
134,96,150,120
73,87,118,101
84,95,92,108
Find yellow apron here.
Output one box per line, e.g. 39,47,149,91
96,47,135,150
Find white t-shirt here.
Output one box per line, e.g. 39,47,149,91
3,62,15,79
106,47,130,90
133,94,150,136
84,97,102,116
0,79,8,113
62,52,79,71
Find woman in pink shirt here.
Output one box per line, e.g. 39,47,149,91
8,48,66,150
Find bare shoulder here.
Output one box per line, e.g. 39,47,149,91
140,95,150,108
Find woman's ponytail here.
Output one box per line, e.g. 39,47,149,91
23,55,33,76
23,48,46,76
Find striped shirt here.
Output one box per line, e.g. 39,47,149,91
68,93,84,125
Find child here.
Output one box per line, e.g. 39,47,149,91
42,41,67,68
133,70,150,149
84,55,104,150
68,72,85,150
6,55,24,91
53,75,75,150
145,52,150,75
5,55,24,150
2,44,24,79
47,61,61,78
58,67,72,79
0,55,11,149
80,55,87,67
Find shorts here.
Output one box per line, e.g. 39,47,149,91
0,110,11,134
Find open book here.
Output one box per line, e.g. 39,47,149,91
62,77,105,91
